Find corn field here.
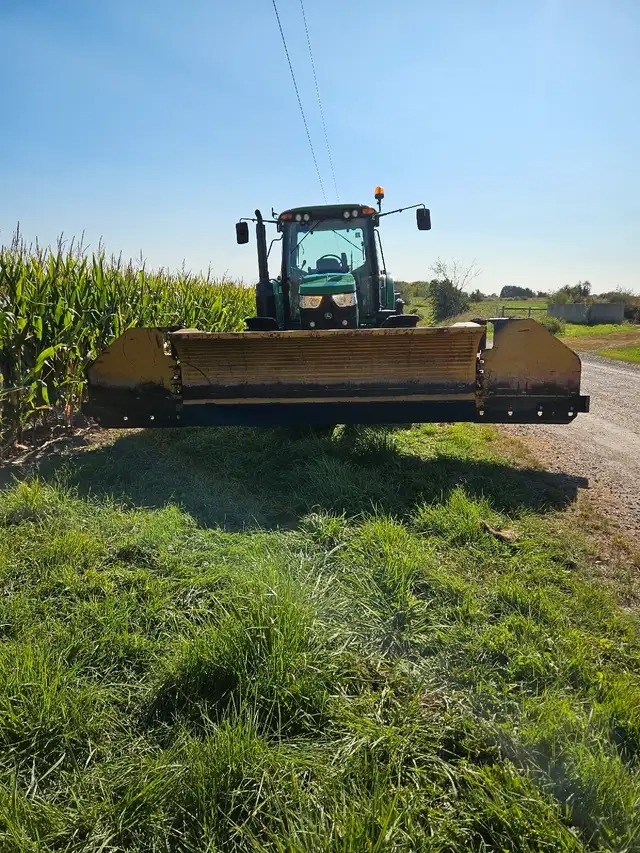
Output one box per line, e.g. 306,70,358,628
0,233,254,448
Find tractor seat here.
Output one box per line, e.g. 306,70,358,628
315,257,343,273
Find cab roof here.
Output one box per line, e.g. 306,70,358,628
278,203,374,220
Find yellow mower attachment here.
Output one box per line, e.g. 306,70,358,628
84,319,589,428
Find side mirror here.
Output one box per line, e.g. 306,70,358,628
416,208,431,231
235,221,249,244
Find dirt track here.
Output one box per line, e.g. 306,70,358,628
503,353,640,534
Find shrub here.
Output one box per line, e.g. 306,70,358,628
538,315,565,336
429,278,470,322
548,281,592,305
599,289,640,323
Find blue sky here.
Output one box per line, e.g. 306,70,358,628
1,0,638,293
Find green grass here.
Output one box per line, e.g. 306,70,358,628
406,298,549,327
0,423,639,850
468,298,548,318
405,295,434,323
598,345,640,364
562,323,634,338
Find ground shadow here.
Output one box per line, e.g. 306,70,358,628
29,426,587,530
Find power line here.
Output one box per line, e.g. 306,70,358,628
271,0,326,202
299,0,339,201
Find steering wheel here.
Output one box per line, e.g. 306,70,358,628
316,254,344,270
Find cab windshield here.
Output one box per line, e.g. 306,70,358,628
285,217,369,279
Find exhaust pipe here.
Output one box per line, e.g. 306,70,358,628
254,209,276,319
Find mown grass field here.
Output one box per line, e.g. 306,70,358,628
560,327,640,354
597,345,640,365
457,298,549,321
408,298,549,327
562,323,634,338
1,423,639,851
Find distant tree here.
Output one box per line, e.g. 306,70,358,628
600,289,626,302
394,280,430,303
428,278,470,321
427,258,480,321
536,290,548,298
500,285,536,299
431,258,481,293
599,288,640,322
397,261,481,321
549,281,593,304
394,281,410,303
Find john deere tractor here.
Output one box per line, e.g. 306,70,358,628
84,188,589,428
235,187,430,333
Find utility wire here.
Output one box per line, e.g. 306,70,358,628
272,0,326,202
299,0,339,200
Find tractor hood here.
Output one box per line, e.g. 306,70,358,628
299,272,356,296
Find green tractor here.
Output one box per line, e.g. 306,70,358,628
236,187,430,332
84,189,589,429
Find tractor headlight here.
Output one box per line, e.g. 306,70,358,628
332,292,357,308
301,295,323,309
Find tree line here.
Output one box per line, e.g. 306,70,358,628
396,271,639,323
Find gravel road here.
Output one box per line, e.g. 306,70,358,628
503,353,640,534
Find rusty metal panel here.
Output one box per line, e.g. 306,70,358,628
170,327,485,402
482,319,581,397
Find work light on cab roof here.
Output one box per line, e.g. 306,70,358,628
84,186,589,431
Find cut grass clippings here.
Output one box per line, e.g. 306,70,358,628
0,423,639,851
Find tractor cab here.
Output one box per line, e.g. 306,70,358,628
235,189,431,331
279,205,374,329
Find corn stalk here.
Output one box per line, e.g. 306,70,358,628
0,233,253,448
